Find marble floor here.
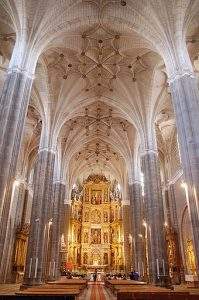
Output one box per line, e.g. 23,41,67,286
78,282,116,300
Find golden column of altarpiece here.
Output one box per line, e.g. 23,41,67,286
68,175,124,272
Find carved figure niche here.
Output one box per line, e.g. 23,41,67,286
91,229,101,244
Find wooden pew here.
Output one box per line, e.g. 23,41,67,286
105,279,147,294
117,291,190,300
17,279,87,299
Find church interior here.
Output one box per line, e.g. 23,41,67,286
0,0,199,299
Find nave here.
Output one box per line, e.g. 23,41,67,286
0,0,199,296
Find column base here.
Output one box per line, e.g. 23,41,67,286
155,275,172,289
185,274,199,288
21,280,44,288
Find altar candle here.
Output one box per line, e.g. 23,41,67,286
162,259,165,275
28,258,32,278
156,258,160,276
34,257,38,278
49,261,51,276
138,261,140,275
142,261,144,276
53,260,56,277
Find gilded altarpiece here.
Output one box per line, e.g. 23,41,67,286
68,175,124,271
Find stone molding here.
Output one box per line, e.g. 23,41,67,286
38,147,57,154
122,200,130,205
7,67,35,79
140,148,158,157
166,169,183,186
53,180,66,185
128,179,142,185
168,69,195,84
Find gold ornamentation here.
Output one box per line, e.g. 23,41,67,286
186,239,197,275
68,175,124,270
85,174,108,183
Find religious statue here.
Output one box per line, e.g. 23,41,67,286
104,253,108,265
85,189,89,203
186,239,197,274
111,252,115,266
110,209,114,222
91,229,101,244
91,190,102,204
104,189,108,202
91,195,97,204
97,194,102,204
83,252,88,265
104,211,108,222
91,209,101,223
84,211,89,222
77,250,81,265
103,232,108,243
77,229,81,243
84,232,88,243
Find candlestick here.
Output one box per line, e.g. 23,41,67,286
142,261,144,277
28,258,32,278
34,257,38,278
162,259,165,275
53,260,56,277
49,261,52,276
156,258,160,276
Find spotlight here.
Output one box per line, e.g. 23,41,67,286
121,0,126,6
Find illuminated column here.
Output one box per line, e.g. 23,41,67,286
48,182,66,281
122,204,131,272
164,185,184,283
0,37,38,282
23,149,55,285
141,150,168,284
0,70,34,279
164,39,199,273
0,180,28,282
129,180,146,278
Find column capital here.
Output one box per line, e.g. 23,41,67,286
128,179,142,185
122,200,130,206
53,180,66,186
38,147,57,155
7,67,35,80
167,169,183,185
167,69,195,84
140,148,158,157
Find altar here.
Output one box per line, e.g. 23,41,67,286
67,174,124,272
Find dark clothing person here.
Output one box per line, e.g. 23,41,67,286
130,270,139,281
93,269,97,281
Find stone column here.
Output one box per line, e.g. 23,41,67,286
0,69,33,278
48,182,66,281
141,150,168,284
168,73,199,272
60,203,71,268
122,204,131,273
0,181,28,282
129,181,146,278
21,188,29,227
166,185,185,283
23,149,55,286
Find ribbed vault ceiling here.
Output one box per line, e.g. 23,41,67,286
0,0,198,190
